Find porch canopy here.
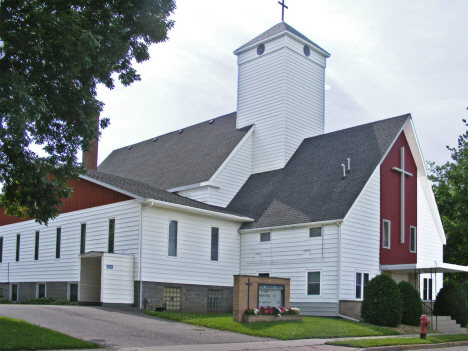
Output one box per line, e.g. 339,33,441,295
380,262,468,274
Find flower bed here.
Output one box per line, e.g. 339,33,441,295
242,306,302,323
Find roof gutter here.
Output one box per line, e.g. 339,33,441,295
238,219,343,234
139,199,254,222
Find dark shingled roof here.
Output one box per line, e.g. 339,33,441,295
234,22,330,56
98,112,252,190
82,170,248,218
227,114,410,229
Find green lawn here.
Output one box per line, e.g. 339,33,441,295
0,316,100,351
327,334,468,348
146,311,400,339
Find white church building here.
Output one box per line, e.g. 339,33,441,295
1,22,466,319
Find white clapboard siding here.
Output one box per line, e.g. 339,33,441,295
207,132,253,208
101,254,134,304
240,225,339,304
417,177,443,266
177,187,210,203
0,200,141,283
140,206,241,287
340,167,381,300
236,33,327,175
285,47,325,163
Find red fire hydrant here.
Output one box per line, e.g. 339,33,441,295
420,315,431,339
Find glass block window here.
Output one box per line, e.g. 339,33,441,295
69,283,78,302
207,289,223,311
164,287,181,310
309,227,322,238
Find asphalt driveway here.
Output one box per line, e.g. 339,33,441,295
0,305,269,349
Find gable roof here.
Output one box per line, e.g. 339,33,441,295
227,114,410,229
82,170,248,218
98,112,252,190
234,22,330,56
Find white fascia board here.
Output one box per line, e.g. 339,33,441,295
403,121,446,244
238,219,342,234
381,262,468,273
141,199,254,223
233,32,330,58
166,181,220,193
209,125,255,182
79,175,144,202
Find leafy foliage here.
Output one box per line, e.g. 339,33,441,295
361,274,402,327
0,297,12,304
398,281,423,326
429,119,468,280
0,0,175,224
19,297,77,305
434,281,468,327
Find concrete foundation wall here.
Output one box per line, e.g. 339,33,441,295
339,300,362,320
138,281,233,313
46,282,69,300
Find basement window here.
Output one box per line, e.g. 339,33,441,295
37,283,46,298
69,283,78,302
207,289,223,311
164,287,181,310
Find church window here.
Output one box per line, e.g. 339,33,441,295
211,227,219,261
355,272,369,299
207,289,223,311
0,237,3,263
307,271,321,295
410,226,417,253
16,234,20,261
56,228,61,259
164,286,181,310
11,284,18,302
257,43,265,55
309,227,322,238
260,232,271,242
423,278,433,301
34,231,40,260
108,219,115,253
382,220,390,249
37,283,46,298
168,220,178,257
80,223,86,254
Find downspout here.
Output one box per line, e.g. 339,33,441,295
139,201,155,309
336,221,342,316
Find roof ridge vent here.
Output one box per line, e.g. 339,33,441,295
128,146,132,150
153,137,158,142
178,129,183,134
209,119,214,124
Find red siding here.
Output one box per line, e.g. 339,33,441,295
0,178,132,226
380,132,417,264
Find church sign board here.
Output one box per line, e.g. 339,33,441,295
233,275,300,323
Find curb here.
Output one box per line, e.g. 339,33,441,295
360,340,468,350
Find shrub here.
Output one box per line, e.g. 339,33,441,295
398,281,423,326
53,299,73,305
21,297,55,305
361,274,402,327
0,297,12,304
434,281,467,327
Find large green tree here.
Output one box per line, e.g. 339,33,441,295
0,0,175,224
430,119,468,277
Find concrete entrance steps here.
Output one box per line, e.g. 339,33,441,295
432,315,467,333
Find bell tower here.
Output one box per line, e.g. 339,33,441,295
234,23,330,174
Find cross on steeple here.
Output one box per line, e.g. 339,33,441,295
278,0,288,22
392,147,413,244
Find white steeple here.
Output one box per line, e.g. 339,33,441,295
234,23,330,174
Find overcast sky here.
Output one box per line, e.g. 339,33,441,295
95,0,468,168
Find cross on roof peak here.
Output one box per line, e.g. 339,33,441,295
278,0,288,22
